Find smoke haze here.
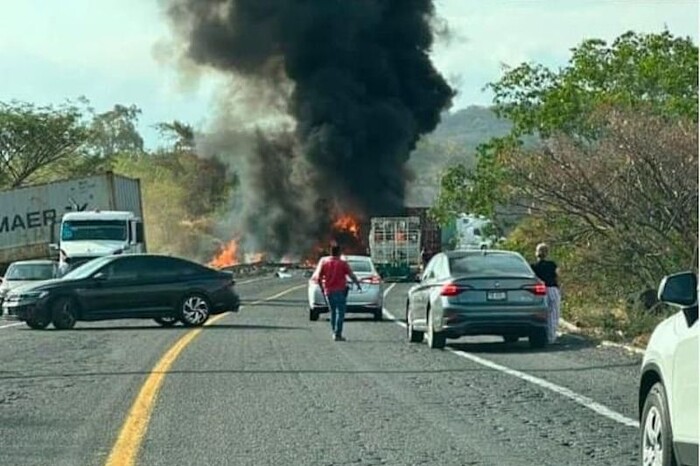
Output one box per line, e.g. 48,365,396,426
162,0,454,257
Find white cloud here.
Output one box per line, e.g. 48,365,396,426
433,0,698,107
0,0,696,144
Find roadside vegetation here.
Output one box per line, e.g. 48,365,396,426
0,101,232,262
430,30,699,344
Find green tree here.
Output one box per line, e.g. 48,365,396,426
489,29,698,139
435,30,698,220
87,104,144,158
155,120,195,153
0,101,90,188
429,135,518,223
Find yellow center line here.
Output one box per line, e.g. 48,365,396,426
105,283,306,466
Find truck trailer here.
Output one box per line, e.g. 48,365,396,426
369,216,422,281
0,172,144,270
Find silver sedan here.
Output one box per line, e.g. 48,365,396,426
406,250,550,349
308,255,384,321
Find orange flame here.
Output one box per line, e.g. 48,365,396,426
333,214,361,238
209,239,240,269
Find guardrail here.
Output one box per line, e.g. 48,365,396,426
219,262,314,278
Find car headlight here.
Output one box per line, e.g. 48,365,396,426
18,290,49,300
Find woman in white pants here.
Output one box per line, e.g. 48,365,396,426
531,243,560,343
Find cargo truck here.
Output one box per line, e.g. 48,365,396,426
368,216,422,281
0,172,145,271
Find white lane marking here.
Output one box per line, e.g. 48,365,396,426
0,322,24,330
381,283,640,429
446,348,640,428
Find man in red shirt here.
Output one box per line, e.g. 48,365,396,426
313,245,362,341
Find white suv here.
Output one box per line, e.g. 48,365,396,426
639,271,698,466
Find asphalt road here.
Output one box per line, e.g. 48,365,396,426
0,275,643,466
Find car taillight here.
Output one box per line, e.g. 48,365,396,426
361,275,382,285
441,283,465,297
524,283,547,296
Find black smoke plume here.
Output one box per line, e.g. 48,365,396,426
163,0,454,257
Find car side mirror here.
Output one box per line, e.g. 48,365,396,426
658,271,697,307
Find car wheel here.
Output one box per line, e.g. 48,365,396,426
373,309,383,321
641,383,676,466
179,295,211,327
528,328,548,349
426,311,446,349
503,335,519,343
406,307,424,343
51,297,78,330
25,317,50,330
154,317,178,327
309,308,320,321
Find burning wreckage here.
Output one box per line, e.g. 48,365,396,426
163,0,454,271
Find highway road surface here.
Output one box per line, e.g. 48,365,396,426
1,275,643,465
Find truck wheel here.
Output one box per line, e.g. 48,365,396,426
51,297,78,330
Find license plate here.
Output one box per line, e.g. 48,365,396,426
487,291,506,301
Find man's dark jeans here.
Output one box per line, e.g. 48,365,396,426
327,291,347,337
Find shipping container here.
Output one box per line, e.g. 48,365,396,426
0,172,143,266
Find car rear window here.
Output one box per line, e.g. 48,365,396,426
449,253,532,277
348,260,373,273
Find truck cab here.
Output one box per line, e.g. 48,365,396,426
455,214,499,250
54,211,146,269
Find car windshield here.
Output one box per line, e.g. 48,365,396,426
449,253,532,277
5,264,55,280
62,256,114,280
348,260,373,273
61,220,127,241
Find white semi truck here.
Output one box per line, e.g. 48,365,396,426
0,172,145,271
56,210,146,269
454,214,499,250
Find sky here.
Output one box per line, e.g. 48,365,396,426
0,0,697,149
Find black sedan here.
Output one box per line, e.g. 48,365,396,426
1,254,240,330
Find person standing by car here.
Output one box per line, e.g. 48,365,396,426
57,250,71,278
313,245,362,342
531,243,560,343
